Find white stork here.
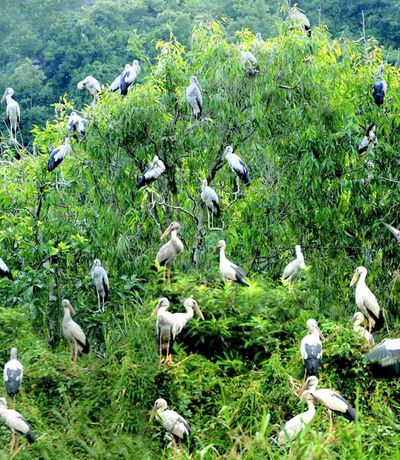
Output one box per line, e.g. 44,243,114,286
110,60,141,95
282,245,305,292
201,179,220,228
275,392,316,445
137,155,166,188
350,266,383,333
77,76,101,100
152,298,204,365
239,50,260,76
383,223,400,242
352,312,375,345
90,259,109,313
62,299,89,369
1,88,20,141
289,6,312,37
0,397,36,454
302,376,356,431
150,398,191,445
213,240,249,287
372,65,387,106
156,222,183,284
222,146,250,195
47,138,71,172
300,319,323,378
68,112,88,140
0,258,13,280
186,76,202,121
358,124,377,155
364,338,400,369
252,32,264,50
3,348,23,399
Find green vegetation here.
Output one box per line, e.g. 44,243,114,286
0,3,400,460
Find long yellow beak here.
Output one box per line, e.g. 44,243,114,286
350,271,359,287
194,303,205,320
160,226,171,241
212,246,218,254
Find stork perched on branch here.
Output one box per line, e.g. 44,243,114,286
300,319,323,378
150,398,191,446
239,50,260,76
222,146,250,196
3,348,23,399
68,112,88,140
350,266,383,333
201,179,220,229
289,6,312,37
47,138,70,173
372,65,387,106
213,239,249,301
1,88,20,141
156,222,183,284
137,155,165,188
282,245,305,292
110,60,141,95
186,76,202,121
152,297,204,365
62,299,89,369
0,397,36,454
301,377,356,431
358,124,377,155
77,76,101,100
91,259,109,313
275,392,316,445
0,258,13,280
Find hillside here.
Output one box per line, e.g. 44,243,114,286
0,8,400,460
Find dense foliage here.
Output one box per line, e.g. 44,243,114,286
0,6,400,460
1,0,399,144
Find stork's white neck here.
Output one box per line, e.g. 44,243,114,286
357,271,367,286
219,247,228,263
305,399,315,411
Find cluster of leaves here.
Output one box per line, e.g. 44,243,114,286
0,17,399,460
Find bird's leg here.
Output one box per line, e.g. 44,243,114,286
14,435,20,454
13,395,16,410
232,177,241,198
102,294,105,312
172,438,177,460
207,208,211,230
159,341,163,366
230,285,236,305
165,339,172,365
9,431,15,454
329,411,334,432
288,280,293,293
73,340,78,372
167,268,171,287
69,341,74,362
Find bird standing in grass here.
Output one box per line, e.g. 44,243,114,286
156,222,183,285
201,179,220,229
150,398,191,446
275,392,316,445
62,299,89,369
301,376,356,431
186,76,202,121
282,245,305,292
91,259,109,313
0,397,36,454
3,348,23,400
350,266,383,333
0,258,13,280
300,319,323,378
